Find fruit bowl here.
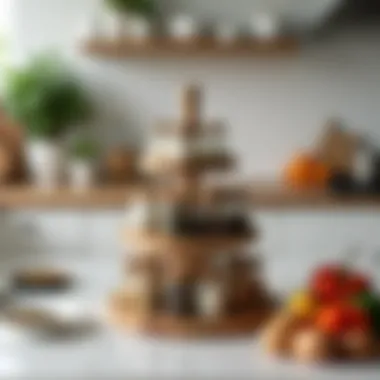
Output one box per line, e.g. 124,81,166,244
261,262,380,363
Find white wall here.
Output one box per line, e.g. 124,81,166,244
2,0,380,294
11,0,380,178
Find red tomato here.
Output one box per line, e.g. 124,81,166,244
345,306,370,333
311,264,346,304
345,275,371,297
316,306,348,336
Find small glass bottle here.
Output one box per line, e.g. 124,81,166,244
197,274,224,319
353,138,374,191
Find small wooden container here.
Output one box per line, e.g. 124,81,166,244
103,148,137,183
12,269,72,293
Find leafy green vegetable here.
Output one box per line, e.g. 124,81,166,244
3,55,91,139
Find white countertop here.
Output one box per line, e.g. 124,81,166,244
0,253,380,380
1,316,380,380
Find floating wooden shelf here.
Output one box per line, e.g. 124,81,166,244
81,37,299,59
1,183,380,209
123,229,253,254
248,183,380,210
108,293,273,337
0,185,137,209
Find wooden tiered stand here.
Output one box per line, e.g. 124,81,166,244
108,85,275,337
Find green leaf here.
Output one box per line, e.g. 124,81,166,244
2,55,92,139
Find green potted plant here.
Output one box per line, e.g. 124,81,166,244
3,56,91,190
101,0,157,41
68,135,99,192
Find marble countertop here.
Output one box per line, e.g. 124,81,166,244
0,253,379,380
1,316,380,380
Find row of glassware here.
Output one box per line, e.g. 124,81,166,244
80,8,286,43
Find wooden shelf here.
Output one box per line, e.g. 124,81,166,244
0,185,138,209
248,183,380,210
81,37,299,59
123,229,253,254
108,293,273,337
1,183,380,210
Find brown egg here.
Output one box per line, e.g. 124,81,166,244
262,311,299,357
292,328,333,363
342,330,375,361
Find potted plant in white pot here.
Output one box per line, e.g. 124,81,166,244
104,0,158,41
3,56,91,190
68,135,99,192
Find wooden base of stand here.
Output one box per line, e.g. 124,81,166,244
108,294,274,338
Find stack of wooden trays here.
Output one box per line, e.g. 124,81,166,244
109,84,274,337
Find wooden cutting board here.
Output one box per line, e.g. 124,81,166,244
314,119,358,173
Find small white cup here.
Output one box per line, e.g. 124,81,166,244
250,13,282,40
169,14,199,41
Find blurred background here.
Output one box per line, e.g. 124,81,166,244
0,0,380,378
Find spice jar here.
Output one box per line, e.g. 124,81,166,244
162,256,200,317
197,274,225,319
163,278,198,317
125,256,164,312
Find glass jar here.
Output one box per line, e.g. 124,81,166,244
163,279,198,317
197,278,224,318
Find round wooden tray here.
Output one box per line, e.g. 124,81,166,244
108,295,273,338
122,229,254,254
